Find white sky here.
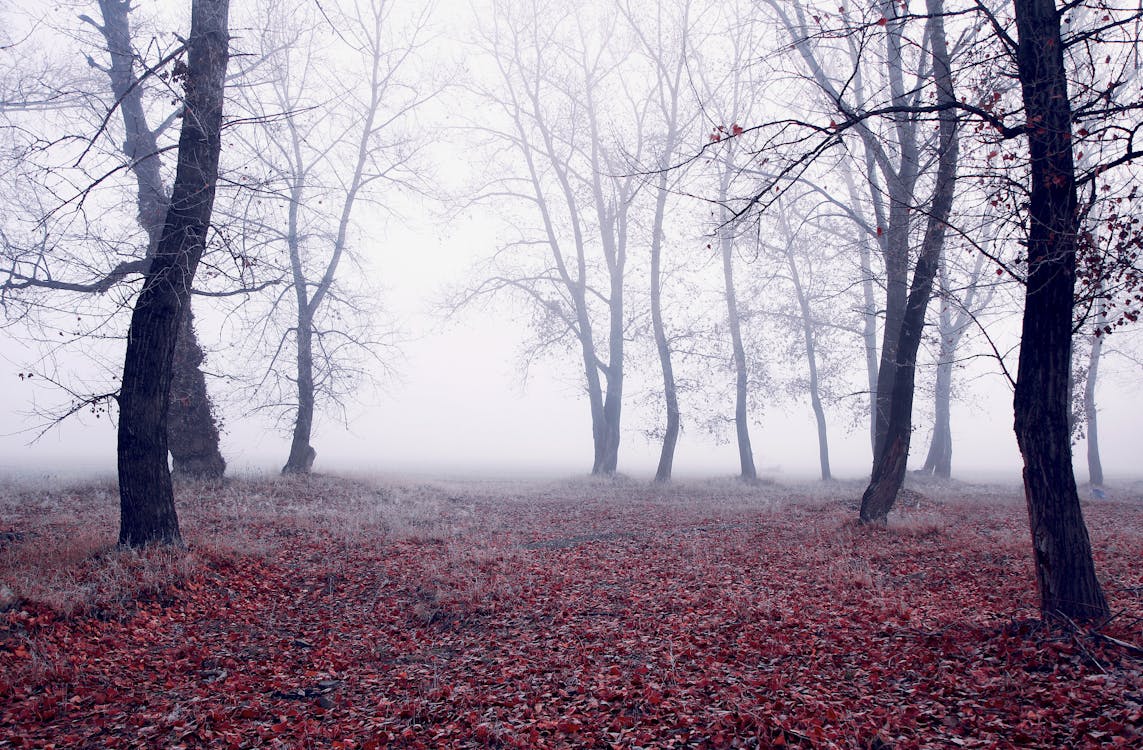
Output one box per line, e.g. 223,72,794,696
1,0,1141,486
3,203,1141,485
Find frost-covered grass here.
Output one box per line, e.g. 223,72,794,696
1,472,1140,747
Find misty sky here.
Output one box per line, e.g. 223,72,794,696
2,0,1141,483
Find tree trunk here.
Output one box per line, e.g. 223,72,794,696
921,350,953,478
1010,0,1108,621
98,0,226,479
922,276,954,478
785,238,831,480
1084,303,1105,488
168,306,226,478
861,0,957,523
117,0,229,547
720,209,757,482
651,283,679,482
282,166,316,475
595,272,624,476
282,317,317,474
650,171,679,482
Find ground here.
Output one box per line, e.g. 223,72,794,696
0,474,1140,748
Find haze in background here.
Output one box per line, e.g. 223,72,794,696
1,0,1140,486
2,206,1139,484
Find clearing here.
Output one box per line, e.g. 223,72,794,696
1,474,1141,748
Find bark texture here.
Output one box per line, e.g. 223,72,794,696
168,307,226,478
1011,0,1108,620
98,0,226,479
117,0,229,547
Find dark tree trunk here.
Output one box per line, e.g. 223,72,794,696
117,0,229,547
869,1,921,459
169,306,226,478
97,0,226,479
861,0,958,523
1011,0,1108,620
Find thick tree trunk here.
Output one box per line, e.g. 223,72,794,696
1011,0,1108,621
117,0,229,547
169,306,226,478
861,0,957,523
98,0,226,479
869,1,921,459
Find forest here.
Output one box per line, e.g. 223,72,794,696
1,0,1141,746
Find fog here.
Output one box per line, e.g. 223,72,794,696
2,0,1141,488
3,209,1140,485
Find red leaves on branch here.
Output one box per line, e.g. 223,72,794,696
1,478,1140,747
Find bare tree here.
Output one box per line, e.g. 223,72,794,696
761,0,961,516
231,0,432,474
919,248,995,479
691,0,765,481
1007,0,1111,620
773,204,834,480
858,0,959,522
88,0,226,478
621,0,701,481
118,0,229,546
467,0,644,475
1,1,227,477
1081,297,1106,488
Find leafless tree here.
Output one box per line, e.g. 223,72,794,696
229,0,433,474
1,0,235,477
465,0,645,475
620,0,702,481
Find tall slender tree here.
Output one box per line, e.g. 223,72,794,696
621,0,699,481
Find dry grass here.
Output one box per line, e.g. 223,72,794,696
0,470,1131,624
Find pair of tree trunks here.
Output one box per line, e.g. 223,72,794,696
96,0,226,481
1009,0,1108,621
859,0,958,523
117,0,230,547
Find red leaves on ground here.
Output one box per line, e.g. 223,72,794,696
1,477,1140,748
